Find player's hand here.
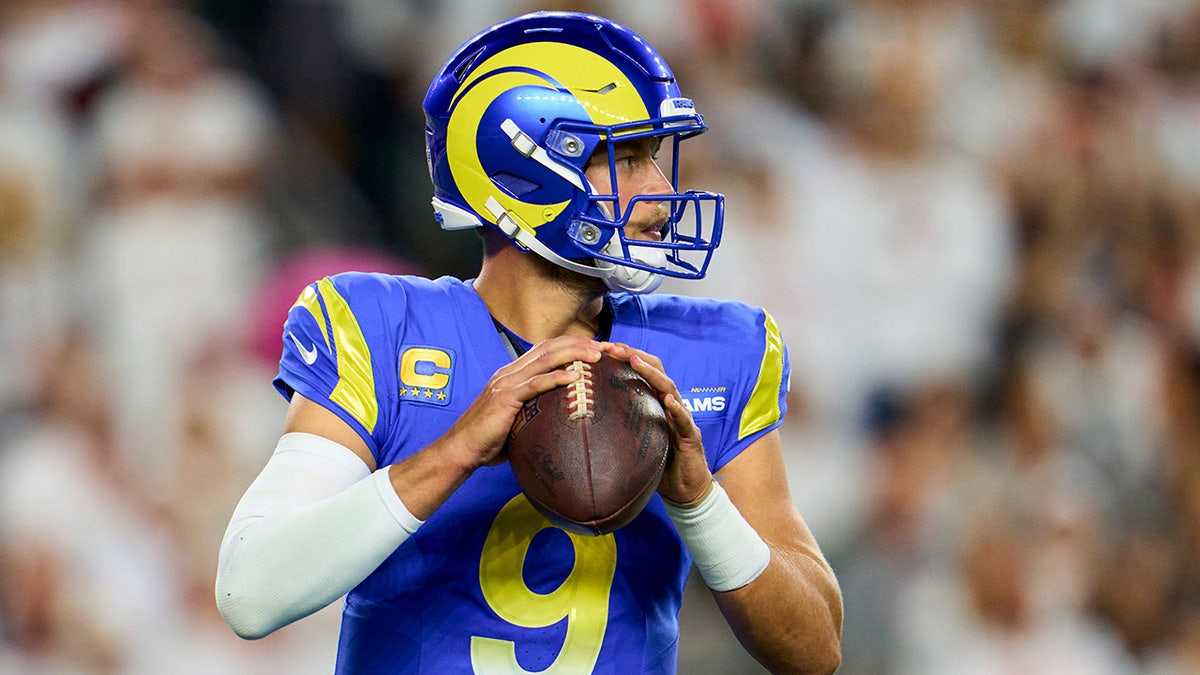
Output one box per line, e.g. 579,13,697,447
602,342,713,505
442,335,603,472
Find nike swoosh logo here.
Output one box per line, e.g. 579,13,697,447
289,332,319,365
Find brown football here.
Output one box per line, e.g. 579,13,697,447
505,354,670,535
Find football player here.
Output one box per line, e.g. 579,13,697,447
216,11,842,674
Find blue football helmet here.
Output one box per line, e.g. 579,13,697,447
423,11,724,293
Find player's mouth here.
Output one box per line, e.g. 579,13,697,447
635,216,668,242
639,227,664,242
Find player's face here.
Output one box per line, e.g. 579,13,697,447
585,137,672,242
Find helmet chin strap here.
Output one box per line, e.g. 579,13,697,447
588,189,665,294
483,197,663,294
600,239,665,293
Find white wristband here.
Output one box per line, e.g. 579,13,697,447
664,482,770,592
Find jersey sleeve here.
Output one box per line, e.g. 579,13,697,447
706,307,791,473
273,273,406,461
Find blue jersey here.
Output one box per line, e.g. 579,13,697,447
274,274,789,675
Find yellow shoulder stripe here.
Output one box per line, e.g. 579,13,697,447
318,278,378,434
738,311,785,440
290,279,378,434
291,285,331,351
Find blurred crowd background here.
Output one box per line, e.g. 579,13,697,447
2,0,1199,673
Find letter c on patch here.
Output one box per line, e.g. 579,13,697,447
400,347,452,389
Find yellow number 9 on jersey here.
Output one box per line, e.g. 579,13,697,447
471,495,617,674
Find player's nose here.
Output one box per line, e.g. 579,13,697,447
639,160,672,200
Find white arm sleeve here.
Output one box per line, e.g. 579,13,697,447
215,432,423,639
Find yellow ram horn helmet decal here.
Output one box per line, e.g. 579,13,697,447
445,41,649,234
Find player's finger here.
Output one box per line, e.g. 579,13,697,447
617,353,701,442
512,336,603,375
507,365,584,402
625,353,679,400
663,393,702,441
453,366,583,455
489,339,600,392
607,345,680,403
602,342,665,371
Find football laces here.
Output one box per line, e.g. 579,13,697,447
565,361,595,420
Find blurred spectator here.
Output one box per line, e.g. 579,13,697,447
78,5,278,493
0,330,176,673
0,0,128,116
834,382,984,673
898,511,1136,675
1019,287,1172,532
811,0,1014,410
0,52,73,415
0,328,340,673
198,0,485,278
